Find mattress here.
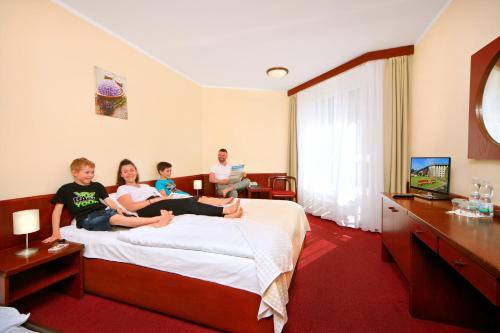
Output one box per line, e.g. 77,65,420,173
60,199,310,326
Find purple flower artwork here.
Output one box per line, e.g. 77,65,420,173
94,66,128,119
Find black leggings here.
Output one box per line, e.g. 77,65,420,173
137,198,224,218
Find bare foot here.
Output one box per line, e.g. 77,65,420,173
222,197,234,205
151,210,173,228
230,199,240,209
224,207,243,219
223,202,239,215
223,198,239,208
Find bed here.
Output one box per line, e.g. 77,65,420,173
60,198,310,333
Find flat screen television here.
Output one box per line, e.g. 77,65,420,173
410,157,451,198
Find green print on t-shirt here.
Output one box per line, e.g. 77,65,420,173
73,192,98,208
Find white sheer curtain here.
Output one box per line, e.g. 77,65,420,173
297,60,384,232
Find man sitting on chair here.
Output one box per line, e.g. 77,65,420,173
209,148,251,198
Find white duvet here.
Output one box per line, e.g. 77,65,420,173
118,199,309,333
117,215,282,259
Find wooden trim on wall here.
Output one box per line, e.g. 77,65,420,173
287,45,414,96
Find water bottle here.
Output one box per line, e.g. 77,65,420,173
479,181,494,217
469,178,481,213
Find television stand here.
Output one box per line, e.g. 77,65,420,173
414,192,450,200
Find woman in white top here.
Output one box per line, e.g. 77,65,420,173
116,159,243,218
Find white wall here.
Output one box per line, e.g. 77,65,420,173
200,88,289,173
410,0,500,203
0,0,290,200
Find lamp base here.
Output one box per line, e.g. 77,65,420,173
15,247,38,257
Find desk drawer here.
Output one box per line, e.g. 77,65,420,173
439,239,497,305
409,217,438,252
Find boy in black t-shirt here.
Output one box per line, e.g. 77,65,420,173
43,158,173,243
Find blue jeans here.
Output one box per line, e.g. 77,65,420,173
80,209,117,231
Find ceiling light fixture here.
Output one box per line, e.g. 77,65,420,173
266,67,289,78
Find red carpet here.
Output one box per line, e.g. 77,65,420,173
15,215,479,332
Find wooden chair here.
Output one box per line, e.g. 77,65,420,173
268,176,297,202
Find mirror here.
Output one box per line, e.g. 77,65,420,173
477,56,500,144
468,36,500,159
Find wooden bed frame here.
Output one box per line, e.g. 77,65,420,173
0,173,288,333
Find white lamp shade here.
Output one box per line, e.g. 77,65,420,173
13,209,40,235
193,180,202,190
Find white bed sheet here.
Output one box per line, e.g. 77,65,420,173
60,222,260,294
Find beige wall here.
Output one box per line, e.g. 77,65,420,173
411,0,500,203
200,88,289,172
0,0,289,200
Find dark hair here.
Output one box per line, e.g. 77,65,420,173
219,148,227,153
116,159,140,185
157,161,172,173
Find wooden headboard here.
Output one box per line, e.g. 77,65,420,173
0,172,285,250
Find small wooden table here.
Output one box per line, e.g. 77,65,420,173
0,240,84,305
247,187,272,199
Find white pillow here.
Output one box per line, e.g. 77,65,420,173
0,307,29,333
108,193,138,216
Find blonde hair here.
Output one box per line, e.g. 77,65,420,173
70,158,95,172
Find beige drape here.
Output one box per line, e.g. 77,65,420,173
288,95,298,180
384,56,410,193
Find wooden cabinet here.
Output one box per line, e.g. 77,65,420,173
382,193,500,331
439,237,497,305
381,197,394,247
0,241,83,305
408,215,438,252
381,197,411,280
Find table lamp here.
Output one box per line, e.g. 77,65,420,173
13,209,40,257
193,180,202,197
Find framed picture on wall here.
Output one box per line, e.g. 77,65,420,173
94,66,128,120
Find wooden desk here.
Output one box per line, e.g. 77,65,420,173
0,240,84,305
381,194,499,331
247,187,272,199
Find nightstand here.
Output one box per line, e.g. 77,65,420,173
247,187,272,199
0,240,84,305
